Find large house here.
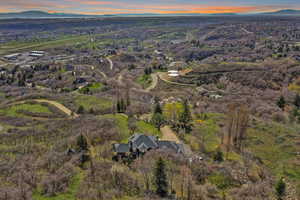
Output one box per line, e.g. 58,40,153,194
113,134,184,159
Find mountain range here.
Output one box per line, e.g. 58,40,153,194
0,9,300,19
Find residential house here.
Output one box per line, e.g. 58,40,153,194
113,134,184,160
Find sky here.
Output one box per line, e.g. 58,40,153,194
0,0,299,14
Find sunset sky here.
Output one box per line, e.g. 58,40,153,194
0,0,299,14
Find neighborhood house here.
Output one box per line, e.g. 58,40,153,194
113,134,184,160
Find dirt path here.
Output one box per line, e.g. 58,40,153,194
145,73,158,92
160,126,180,143
158,72,196,87
106,57,114,70
241,27,253,34
34,99,78,117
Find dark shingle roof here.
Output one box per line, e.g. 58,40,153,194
129,134,158,150
158,141,184,153
113,143,130,153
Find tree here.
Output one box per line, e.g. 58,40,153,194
294,94,300,109
275,178,286,200
154,157,168,197
213,149,224,162
128,117,137,134
154,102,162,114
277,96,286,110
77,105,85,114
179,99,193,133
77,134,88,152
151,113,165,129
224,103,249,153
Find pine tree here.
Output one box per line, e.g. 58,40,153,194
77,105,85,114
154,157,168,197
77,134,88,152
151,113,165,129
277,96,286,110
154,102,162,114
180,99,193,133
213,149,224,162
275,178,286,200
117,100,121,113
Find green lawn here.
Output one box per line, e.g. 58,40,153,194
78,82,103,94
102,114,161,142
102,114,130,141
75,95,113,112
136,121,161,138
0,103,52,117
135,74,152,89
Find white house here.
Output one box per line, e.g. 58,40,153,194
168,70,179,77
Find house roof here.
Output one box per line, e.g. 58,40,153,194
113,134,184,154
158,141,184,153
113,143,130,153
129,134,158,150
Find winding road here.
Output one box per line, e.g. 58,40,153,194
106,57,114,70
145,73,158,92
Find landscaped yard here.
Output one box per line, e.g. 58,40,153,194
135,74,152,89
78,82,103,94
74,95,113,112
0,102,52,118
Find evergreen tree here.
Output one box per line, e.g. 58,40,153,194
126,88,131,107
117,100,121,113
213,149,224,162
154,157,168,197
77,134,88,152
154,102,162,114
275,178,286,200
151,113,165,129
294,94,300,109
277,96,286,110
77,105,85,114
180,99,193,133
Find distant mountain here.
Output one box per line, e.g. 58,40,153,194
0,10,112,19
262,9,300,15
0,11,234,18
3,9,300,19
210,13,238,16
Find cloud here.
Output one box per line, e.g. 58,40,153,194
0,0,294,14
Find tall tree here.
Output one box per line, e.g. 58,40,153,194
77,134,88,152
275,178,286,200
225,103,249,153
154,157,168,197
180,99,193,133
151,113,165,129
277,96,286,110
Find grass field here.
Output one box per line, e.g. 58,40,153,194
102,114,161,142
0,103,52,118
78,82,103,94
0,32,123,55
246,121,300,181
135,74,152,89
74,95,113,112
